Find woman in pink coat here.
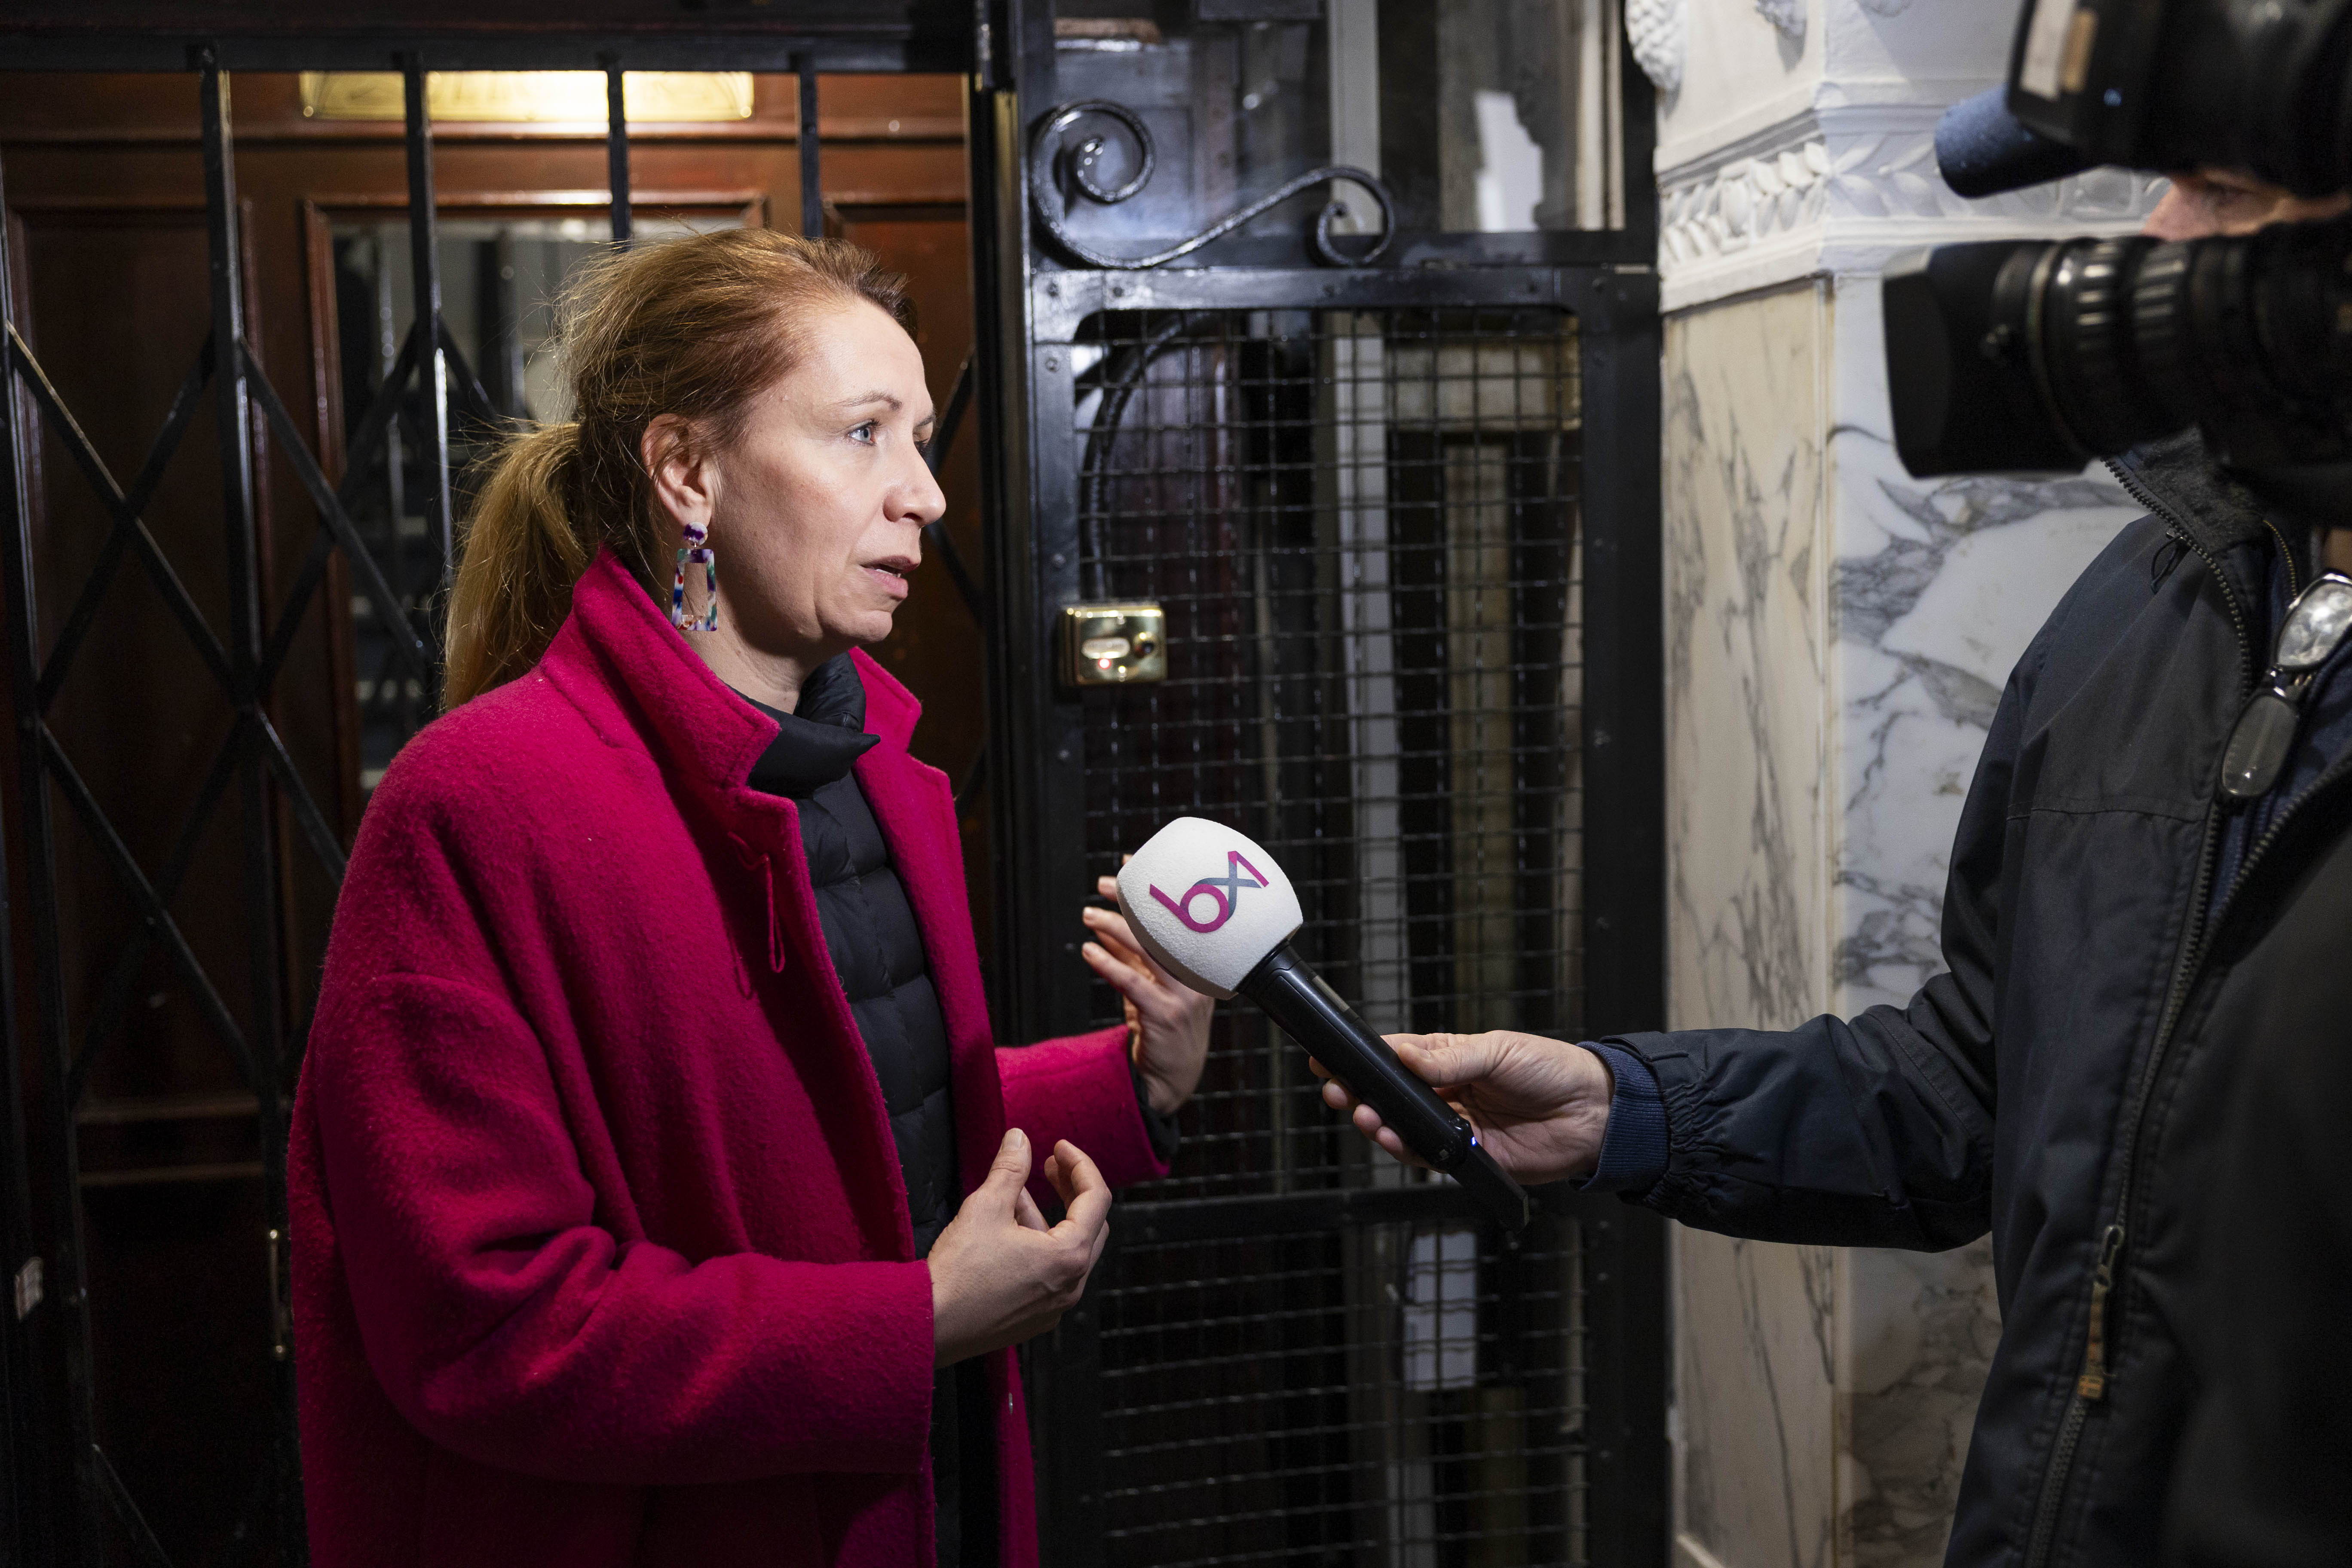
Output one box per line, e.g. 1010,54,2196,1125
288,231,1213,1568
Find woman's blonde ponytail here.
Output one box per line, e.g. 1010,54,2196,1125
440,229,910,708
444,422,596,706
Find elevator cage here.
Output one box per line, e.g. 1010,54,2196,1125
0,3,1666,1565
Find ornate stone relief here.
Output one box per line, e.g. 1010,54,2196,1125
1657,114,2166,309
1755,0,1807,40
1628,0,1687,95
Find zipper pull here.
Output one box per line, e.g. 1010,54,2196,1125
2076,1223,2125,1400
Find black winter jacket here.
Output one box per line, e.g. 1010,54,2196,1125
2164,807,2352,1568
1609,432,2316,1568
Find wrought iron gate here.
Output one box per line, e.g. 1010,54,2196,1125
0,3,1668,1565
972,6,1669,1565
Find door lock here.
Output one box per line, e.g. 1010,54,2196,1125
1061,602,1168,687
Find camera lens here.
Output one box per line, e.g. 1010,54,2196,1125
1885,215,2352,478
2034,236,2179,456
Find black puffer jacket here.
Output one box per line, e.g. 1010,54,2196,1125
746,658,962,1251
742,658,990,1568
1609,432,2331,1567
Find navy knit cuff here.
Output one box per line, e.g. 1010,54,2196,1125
1577,1041,1667,1194
1133,1069,1181,1164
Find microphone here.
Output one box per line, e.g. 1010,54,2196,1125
1934,84,2094,198
1114,817,1531,1231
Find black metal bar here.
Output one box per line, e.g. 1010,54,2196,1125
198,58,305,1562
1618,21,1661,254
919,355,988,625
796,58,824,237
257,321,421,693
1574,266,1669,1566
1115,1181,1595,1247
401,54,455,606
90,1445,173,1568
35,731,262,1187
0,145,61,1568
969,21,1035,1053
603,56,633,247
952,748,986,816
436,317,502,434
0,31,959,74
242,341,432,683
32,337,216,710
65,733,244,1112
257,712,349,882
1031,267,1581,342
925,353,976,476
7,329,235,701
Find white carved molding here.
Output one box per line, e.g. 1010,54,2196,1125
1629,0,1688,96
1657,105,2166,312
1755,0,1806,41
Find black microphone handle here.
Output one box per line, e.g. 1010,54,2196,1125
1239,943,1529,1231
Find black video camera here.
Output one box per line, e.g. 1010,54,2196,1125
1885,0,2352,518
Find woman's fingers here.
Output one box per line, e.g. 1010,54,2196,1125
1079,938,1152,998
1081,906,1171,989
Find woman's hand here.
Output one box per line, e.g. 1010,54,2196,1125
929,1128,1109,1367
1082,874,1214,1115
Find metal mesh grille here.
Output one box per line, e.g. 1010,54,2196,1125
1076,308,1583,1200
1096,1218,1588,1568
1065,307,1586,1566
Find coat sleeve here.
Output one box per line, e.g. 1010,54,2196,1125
996,1026,1171,1197
1604,614,2039,1253
306,968,937,1487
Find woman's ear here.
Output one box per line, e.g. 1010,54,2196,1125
642,413,718,534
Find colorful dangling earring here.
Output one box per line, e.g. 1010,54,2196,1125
671,522,718,631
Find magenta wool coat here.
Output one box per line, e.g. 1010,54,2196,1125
289,549,1164,1568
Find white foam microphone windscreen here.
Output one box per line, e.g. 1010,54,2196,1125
1113,817,1303,999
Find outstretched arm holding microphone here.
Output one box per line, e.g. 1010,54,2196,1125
1311,1032,1621,1188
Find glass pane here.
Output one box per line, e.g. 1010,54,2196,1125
1350,0,1625,233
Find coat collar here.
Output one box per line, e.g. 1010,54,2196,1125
2113,429,2273,555
540,548,924,801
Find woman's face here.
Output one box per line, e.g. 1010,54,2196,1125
648,297,946,697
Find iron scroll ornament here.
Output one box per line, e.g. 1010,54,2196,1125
1029,99,1396,270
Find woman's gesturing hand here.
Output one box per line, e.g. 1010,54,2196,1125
929,1129,1110,1367
1315,1031,1614,1185
1082,874,1214,1115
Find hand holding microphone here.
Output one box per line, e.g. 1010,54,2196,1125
1314,1031,1614,1188
1115,818,1532,1229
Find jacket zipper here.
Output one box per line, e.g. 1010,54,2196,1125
2024,472,2254,1567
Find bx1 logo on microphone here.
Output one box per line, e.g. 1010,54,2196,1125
1151,850,1271,933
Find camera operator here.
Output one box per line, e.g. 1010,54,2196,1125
1324,9,2352,1562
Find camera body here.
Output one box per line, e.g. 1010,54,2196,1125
1887,0,2352,506
2004,0,2352,199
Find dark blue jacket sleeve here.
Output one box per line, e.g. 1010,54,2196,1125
1595,619,2034,1253
1577,1042,1667,1194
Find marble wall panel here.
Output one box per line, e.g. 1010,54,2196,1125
1664,282,1831,1034
1827,280,2145,1016
1664,281,1839,1568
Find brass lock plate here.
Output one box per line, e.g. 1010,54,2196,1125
1061,602,1168,687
